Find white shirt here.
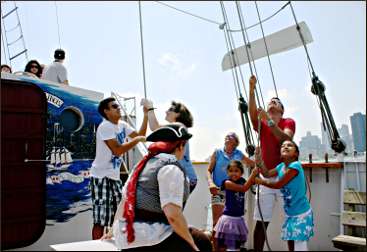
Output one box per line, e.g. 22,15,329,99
90,119,134,180
42,61,68,83
113,153,188,249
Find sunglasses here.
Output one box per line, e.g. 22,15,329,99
168,107,177,112
30,65,39,69
110,104,120,109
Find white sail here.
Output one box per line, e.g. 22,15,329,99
55,148,61,165
64,147,73,163
221,21,313,71
50,147,56,164
65,150,73,163
60,148,66,163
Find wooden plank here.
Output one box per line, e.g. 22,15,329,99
344,190,366,205
302,162,343,169
332,234,366,247
342,211,366,227
50,240,118,251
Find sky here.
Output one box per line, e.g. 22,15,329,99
1,1,366,161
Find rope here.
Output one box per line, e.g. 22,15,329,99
231,1,290,32
155,1,289,33
155,1,221,25
4,22,20,33
288,1,345,153
138,1,147,99
1,28,10,66
219,2,249,101
219,1,255,156
289,2,316,75
234,2,253,76
221,27,240,99
54,1,62,49
254,1,278,98
234,1,265,108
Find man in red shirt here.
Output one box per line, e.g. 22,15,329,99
248,75,296,251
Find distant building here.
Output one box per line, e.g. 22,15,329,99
299,131,323,160
338,124,353,154
350,112,366,152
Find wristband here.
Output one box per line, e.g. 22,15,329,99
148,107,156,111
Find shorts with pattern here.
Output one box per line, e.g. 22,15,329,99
90,176,123,227
281,208,314,241
211,190,226,205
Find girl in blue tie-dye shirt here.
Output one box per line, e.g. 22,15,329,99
254,140,314,251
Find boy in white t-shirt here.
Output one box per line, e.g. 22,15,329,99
90,97,148,239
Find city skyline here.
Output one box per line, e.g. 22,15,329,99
299,111,365,160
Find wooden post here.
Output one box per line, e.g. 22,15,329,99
308,153,312,183
325,153,329,183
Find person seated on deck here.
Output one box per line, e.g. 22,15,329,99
1,64,12,73
42,48,69,85
24,60,42,78
253,140,314,251
101,123,212,252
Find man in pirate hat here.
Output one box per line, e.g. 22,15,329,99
102,123,212,251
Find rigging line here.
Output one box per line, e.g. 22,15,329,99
223,26,242,99
155,0,289,33
248,46,266,109
220,2,249,101
254,1,279,98
155,1,222,25
54,1,62,49
288,1,316,76
235,1,265,109
222,27,240,99
234,2,253,76
5,22,20,33
231,1,290,32
1,31,9,66
220,2,244,99
1,8,11,67
138,1,147,99
220,1,255,150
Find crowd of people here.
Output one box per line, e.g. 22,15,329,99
1,48,69,85
2,51,314,250
90,75,313,251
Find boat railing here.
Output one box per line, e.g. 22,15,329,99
186,155,365,251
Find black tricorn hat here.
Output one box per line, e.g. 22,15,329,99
146,123,192,142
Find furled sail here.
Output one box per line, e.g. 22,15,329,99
221,21,313,71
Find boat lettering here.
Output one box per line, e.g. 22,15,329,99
45,92,64,108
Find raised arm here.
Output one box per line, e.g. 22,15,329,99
249,75,259,129
141,98,161,131
104,136,145,156
129,107,149,137
255,168,298,189
254,146,277,177
223,169,257,193
257,107,295,143
242,154,255,168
